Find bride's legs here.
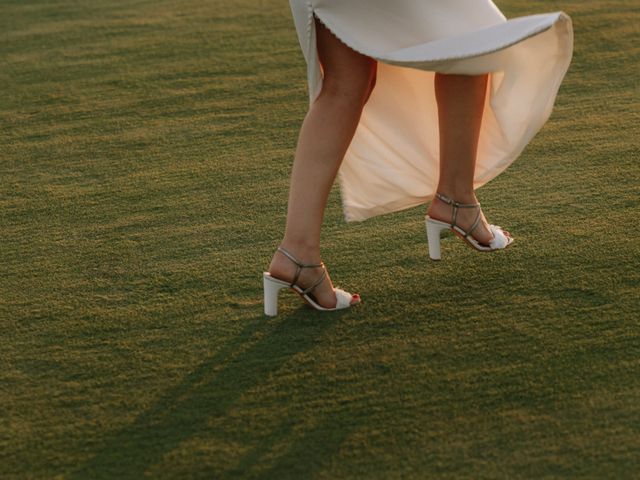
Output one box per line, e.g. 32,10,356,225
427,73,510,245
268,19,376,308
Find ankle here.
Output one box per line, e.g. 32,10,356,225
434,186,477,204
277,239,321,264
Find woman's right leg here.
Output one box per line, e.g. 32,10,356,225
268,18,376,308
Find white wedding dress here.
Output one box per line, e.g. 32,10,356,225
288,0,573,221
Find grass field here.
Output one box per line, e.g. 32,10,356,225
1,0,639,478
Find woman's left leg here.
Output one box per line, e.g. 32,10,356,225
427,72,511,245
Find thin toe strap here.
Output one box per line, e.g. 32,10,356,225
301,267,326,295
464,210,483,237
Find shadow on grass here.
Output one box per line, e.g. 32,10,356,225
70,309,350,479
228,412,353,479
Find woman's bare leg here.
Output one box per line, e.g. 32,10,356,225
427,73,509,245
268,19,376,308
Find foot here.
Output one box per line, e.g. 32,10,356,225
267,245,360,309
426,192,511,246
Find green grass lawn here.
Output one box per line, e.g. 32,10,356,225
1,0,639,478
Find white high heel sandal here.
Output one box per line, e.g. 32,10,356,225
425,192,514,261
263,246,360,316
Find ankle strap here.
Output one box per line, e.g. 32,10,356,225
277,246,325,290
277,246,323,268
435,192,480,208
435,192,481,232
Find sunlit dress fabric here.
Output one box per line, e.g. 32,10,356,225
289,0,573,221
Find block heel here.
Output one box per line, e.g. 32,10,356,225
425,217,450,260
263,273,289,316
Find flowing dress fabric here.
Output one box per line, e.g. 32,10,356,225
289,0,573,221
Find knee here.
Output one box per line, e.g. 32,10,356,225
320,61,377,106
